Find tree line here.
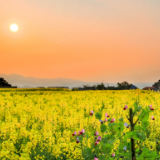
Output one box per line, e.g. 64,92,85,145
72,81,134,91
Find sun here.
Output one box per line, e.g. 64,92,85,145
10,24,19,32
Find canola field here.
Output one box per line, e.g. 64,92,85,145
0,89,160,160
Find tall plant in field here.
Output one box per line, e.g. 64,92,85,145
72,101,160,160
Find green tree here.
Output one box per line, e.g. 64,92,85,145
96,83,106,90
117,81,131,90
72,87,78,91
152,82,159,88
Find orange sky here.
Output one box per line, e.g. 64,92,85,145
0,0,160,83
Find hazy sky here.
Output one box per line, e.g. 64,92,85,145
0,0,160,83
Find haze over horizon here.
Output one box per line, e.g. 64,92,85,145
0,0,160,83
0,73,157,90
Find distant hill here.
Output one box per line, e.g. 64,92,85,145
0,74,154,89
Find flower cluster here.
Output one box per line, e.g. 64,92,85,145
93,131,103,145
72,110,117,159
99,113,110,124
149,105,155,120
90,110,94,115
72,104,156,160
123,105,128,110
72,129,85,143
111,118,115,123
149,105,154,111
151,115,155,120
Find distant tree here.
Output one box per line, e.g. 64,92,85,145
117,81,131,90
106,86,117,90
117,82,122,90
96,83,106,90
83,85,88,89
72,87,78,91
0,77,11,87
0,77,5,83
81,83,105,90
152,82,159,88
93,84,97,89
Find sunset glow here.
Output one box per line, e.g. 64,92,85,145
0,0,160,84
10,24,19,32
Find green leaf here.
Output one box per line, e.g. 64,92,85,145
149,151,158,157
123,132,133,141
108,139,115,145
99,154,106,160
83,147,92,159
117,132,121,138
101,134,114,144
119,122,124,129
85,132,90,139
99,100,105,112
133,137,141,141
136,131,146,141
90,132,95,137
100,124,107,133
101,143,112,154
123,130,138,141
107,118,111,122
133,101,138,110
139,149,159,159
134,125,141,130
137,106,142,112
156,155,160,158
123,141,131,150
132,131,139,138
102,136,108,144
78,136,83,142
141,121,149,128
119,117,123,122
142,112,149,122
95,112,102,120
114,123,124,132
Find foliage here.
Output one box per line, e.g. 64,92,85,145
0,90,160,159
72,95,160,159
117,81,132,90
72,87,79,91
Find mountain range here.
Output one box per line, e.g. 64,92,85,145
0,74,154,89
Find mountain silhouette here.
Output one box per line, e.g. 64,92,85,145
0,74,153,89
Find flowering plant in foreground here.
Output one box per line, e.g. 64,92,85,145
72,101,160,160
